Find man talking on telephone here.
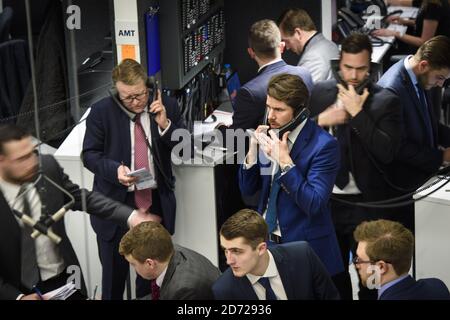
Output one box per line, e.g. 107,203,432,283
308,33,402,300
239,73,344,285
82,59,184,299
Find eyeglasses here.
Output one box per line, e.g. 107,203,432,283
352,256,373,265
120,90,148,104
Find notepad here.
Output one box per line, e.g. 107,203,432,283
42,282,77,300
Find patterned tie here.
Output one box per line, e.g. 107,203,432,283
134,114,152,211
258,277,277,300
416,84,434,147
151,279,160,300
18,184,40,290
265,169,281,233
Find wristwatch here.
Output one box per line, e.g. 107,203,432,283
281,163,295,174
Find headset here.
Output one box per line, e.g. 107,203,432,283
109,76,175,190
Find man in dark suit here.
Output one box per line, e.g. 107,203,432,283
377,35,450,232
119,221,220,300
0,124,149,300
82,59,184,299
354,219,450,300
239,73,343,279
309,33,402,300
223,19,313,133
213,209,339,300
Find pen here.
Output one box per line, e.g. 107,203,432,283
32,285,44,300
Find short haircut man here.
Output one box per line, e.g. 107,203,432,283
354,219,450,300
248,19,281,60
119,221,220,300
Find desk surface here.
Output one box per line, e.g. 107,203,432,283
415,176,450,206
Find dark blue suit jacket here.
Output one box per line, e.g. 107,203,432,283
82,94,183,238
380,275,450,300
378,59,450,190
230,60,313,130
212,241,340,300
239,119,343,276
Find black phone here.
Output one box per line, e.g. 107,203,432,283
149,78,159,117
108,88,138,120
330,60,370,95
263,107,310,137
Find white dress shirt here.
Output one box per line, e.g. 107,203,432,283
246,250,287,300
0,179,65,282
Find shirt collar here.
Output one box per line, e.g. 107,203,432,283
156,264,168,288
378,274,410,299
258,58,283,73
404,55,420,87
287,118,307,146
0,178,22,206
246,250,278,285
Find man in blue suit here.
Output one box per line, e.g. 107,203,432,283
378,36,450,233
354,219,450,300
239,73,343,279
213,209,340,300
82,59,184,299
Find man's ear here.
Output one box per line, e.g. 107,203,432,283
248,47,256,59
257,241,267,256
376,260,389,275
418,60,430,74
279,41,286,54
145,258,156,269
294,27,302,39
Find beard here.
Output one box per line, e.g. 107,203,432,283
2,165,38,185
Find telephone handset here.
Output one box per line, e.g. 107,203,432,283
263,107,310,137
330,60,370,95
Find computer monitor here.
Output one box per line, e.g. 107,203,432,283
226,71,241,109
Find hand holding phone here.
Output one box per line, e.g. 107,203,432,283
337,83,370,117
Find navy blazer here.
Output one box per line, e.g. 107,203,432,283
212,241,340,300
239,119,343,276
380,275,450,300
82,93,183,237
378,59,450,190
230,60,313,131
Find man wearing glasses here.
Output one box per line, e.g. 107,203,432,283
353,219,450,300
82,59,184,299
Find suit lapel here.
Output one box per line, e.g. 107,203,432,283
400,66,432,134
289,119,313,163
236,276,259,299
270,246,295,299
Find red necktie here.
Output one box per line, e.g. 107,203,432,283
151,279,160,300
134,114,152,211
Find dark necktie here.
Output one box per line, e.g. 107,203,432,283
258,277,277,300
334,125,351,189
18,184,40,290
134,114,152,211
265,169,281,233
416,84,434,147
151,279,160,300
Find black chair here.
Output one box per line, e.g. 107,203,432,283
0,7,13,43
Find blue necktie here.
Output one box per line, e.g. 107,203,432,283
258,277,277,300
416,84,434,147
265,169,281,233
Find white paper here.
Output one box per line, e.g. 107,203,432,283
126,167,156,190
42,282,77,300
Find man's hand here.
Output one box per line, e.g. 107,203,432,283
117,164,138,187
129,208,162,228
245,125,269,165
20,293,41,300
150,89,169,130
318,102,350,127
257,130,292,167
337,84,369,117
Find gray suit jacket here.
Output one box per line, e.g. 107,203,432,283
298,32,339,83
145,245,220,300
